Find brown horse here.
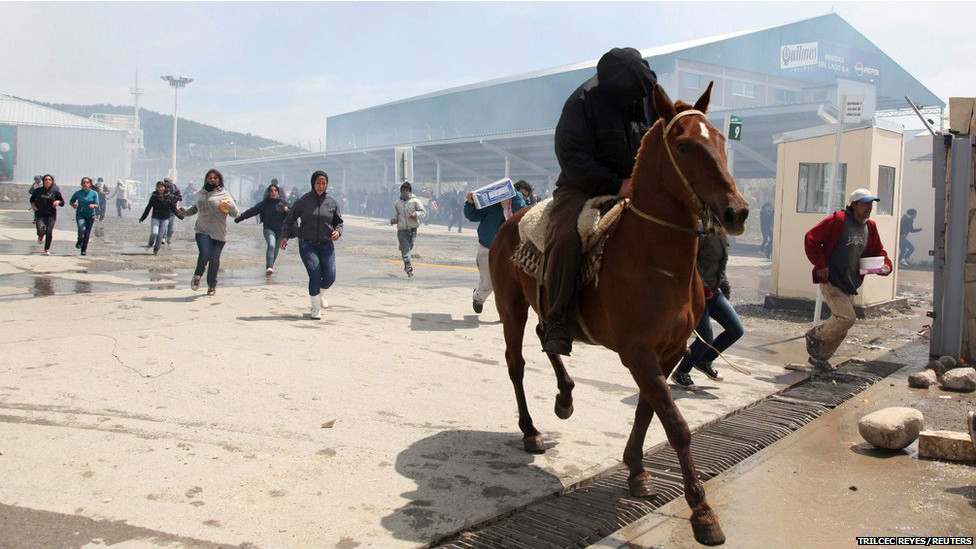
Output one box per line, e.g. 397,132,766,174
488,82,748,546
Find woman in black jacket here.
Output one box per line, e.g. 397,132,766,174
234,182,289,275
29,174,64,255
670,232,745,390
281,171,343,319
139,181,180,254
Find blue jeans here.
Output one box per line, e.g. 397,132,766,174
299,239,337,296
678,292,744,373
149,217,171,252
397,228,417,272
263,228,281,269
194,233,226,289
75,216,94,253
899,238,915,262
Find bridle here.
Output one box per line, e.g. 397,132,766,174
625,108,718,236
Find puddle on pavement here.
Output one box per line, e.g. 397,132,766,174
0,267,297,300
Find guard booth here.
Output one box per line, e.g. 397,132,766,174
766,121,905,315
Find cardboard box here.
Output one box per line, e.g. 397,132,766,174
472,178,517,209
859,256,886,275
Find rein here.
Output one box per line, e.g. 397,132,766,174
624,198,705,236
625,108,713,236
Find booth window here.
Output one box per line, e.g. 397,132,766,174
877,165,896,215
797,162,846,213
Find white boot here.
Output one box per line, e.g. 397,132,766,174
320,292,329,309
309,295,321,320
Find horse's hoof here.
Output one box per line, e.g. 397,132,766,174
692,520,726,546
554,398,574,420
628,472,656,498
523,435,545,454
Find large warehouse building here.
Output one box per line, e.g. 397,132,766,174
0,94,128,188
216,13,942,202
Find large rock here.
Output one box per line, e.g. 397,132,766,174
941,367,976,392
908,370,937,388
918,430,976,462
858,407,924,450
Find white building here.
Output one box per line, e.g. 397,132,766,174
0,94,128,188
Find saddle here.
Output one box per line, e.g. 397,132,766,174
512,195,628,288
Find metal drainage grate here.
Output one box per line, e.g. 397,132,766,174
432,360,902,549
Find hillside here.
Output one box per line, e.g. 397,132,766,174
36,101,301,159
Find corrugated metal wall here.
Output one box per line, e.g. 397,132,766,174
14,125,127,187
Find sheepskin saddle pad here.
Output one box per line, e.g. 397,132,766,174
512,195,627,286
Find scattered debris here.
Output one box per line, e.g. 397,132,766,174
785,363,810,372
909,500,932,513
858,407,924,450
321,420,336,429
918,430,976,462
940,367,976,392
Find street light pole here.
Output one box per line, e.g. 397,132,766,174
161,75,193,183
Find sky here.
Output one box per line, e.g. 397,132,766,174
3,1,972,146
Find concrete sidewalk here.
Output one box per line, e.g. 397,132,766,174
592,352,976,549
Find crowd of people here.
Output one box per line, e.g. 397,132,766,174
21,46,909,389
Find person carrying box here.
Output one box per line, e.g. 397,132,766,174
803,188,892,371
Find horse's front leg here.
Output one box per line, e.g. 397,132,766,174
536,323,575,419
623,397,655,497
622,352,725,546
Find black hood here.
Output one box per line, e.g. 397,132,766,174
309,170,329,189
597,47,657,111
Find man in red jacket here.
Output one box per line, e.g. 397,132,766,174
804,188,892,370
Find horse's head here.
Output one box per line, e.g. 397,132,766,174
638,82,749,235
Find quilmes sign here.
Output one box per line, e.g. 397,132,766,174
780,42,819,70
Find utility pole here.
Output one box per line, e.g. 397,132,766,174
161,75,193,183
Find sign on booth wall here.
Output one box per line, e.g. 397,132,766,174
844,95,865,123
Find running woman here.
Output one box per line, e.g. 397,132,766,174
139,181,180,254
179,169,239,296
234,182,289,276
281,170,343,319
29,174,64,255
69,177,99,256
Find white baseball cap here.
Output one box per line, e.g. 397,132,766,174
849,188,880,203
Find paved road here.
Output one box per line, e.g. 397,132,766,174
0,205,936,549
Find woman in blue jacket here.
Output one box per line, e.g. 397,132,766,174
69,177,100,256
235,182,290,276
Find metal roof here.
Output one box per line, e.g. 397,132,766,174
338,13,822,117
774,118,904,144
0,94,124,131
220,12,944,187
